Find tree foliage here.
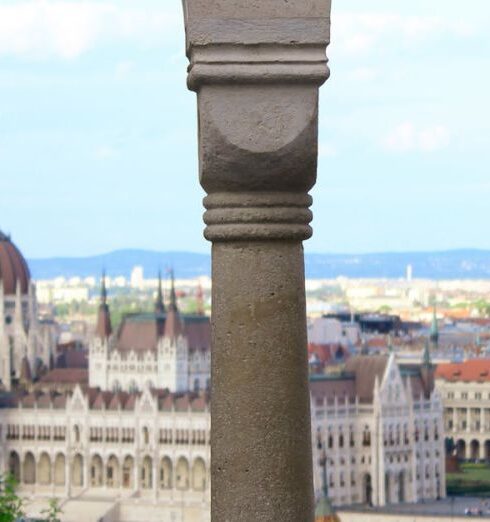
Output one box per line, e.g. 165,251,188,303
40,498,63,522
0,474,24,522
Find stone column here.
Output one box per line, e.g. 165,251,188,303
182,1,331,521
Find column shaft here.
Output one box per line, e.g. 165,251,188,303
212,241,313,520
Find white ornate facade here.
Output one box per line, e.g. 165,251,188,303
311,354,446,507
0,385,210,520
89,276,210,393
0,232,57,391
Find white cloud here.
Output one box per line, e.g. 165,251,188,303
333,12,475,56
0,1,181,60
383,122,450,153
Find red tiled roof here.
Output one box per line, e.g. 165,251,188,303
310,377,357,403
164,308,184,339
117,318,161,352
40,368,88,384
308,343,347,365
344,355,388,402
58,350,88,369
0,386,209,412
116,314,210,353
367,337,388,348
435,359,490,382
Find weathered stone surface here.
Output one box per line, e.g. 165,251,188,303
182,1,332,520
212,241,313,520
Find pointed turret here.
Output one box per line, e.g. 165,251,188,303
168,269,178,312
155,270,166,338
155,270,165,315
95,271,112,340
164,269,183,339
421,339,435,398
429,303,439,346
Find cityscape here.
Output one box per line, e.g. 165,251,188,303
4,234,490,520
1,0,490,521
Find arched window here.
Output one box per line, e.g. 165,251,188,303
362,427,371,447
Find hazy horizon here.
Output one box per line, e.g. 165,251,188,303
23,245,490,261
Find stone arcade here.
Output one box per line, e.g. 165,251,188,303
0,386,210,521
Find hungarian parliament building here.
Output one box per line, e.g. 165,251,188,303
0,231,445,521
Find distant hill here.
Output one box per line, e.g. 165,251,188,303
28,250,210,280
27,249,490,280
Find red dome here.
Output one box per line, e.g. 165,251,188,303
0,231,30,295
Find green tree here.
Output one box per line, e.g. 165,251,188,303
40,498,63,522
0,474,24,522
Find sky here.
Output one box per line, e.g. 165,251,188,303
0,0,489,258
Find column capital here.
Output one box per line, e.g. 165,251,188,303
183,0,331,242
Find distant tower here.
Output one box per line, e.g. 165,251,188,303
155,270,166,337
89,271,112,389
96,271,112,340
421,339,435,398
155,270,165,315
157,270,188,392
406,264,413,283
130,265,144,289
429,304,439,347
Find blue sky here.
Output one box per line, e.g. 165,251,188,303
0,0,489,258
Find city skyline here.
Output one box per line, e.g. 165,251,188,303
1,0,489,258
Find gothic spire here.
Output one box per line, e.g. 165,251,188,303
96,270,112,339
155,270,165,314
100,269,108,304
429,302,439,346
168,268,178,312
164,268,183,339
423,338,432,367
